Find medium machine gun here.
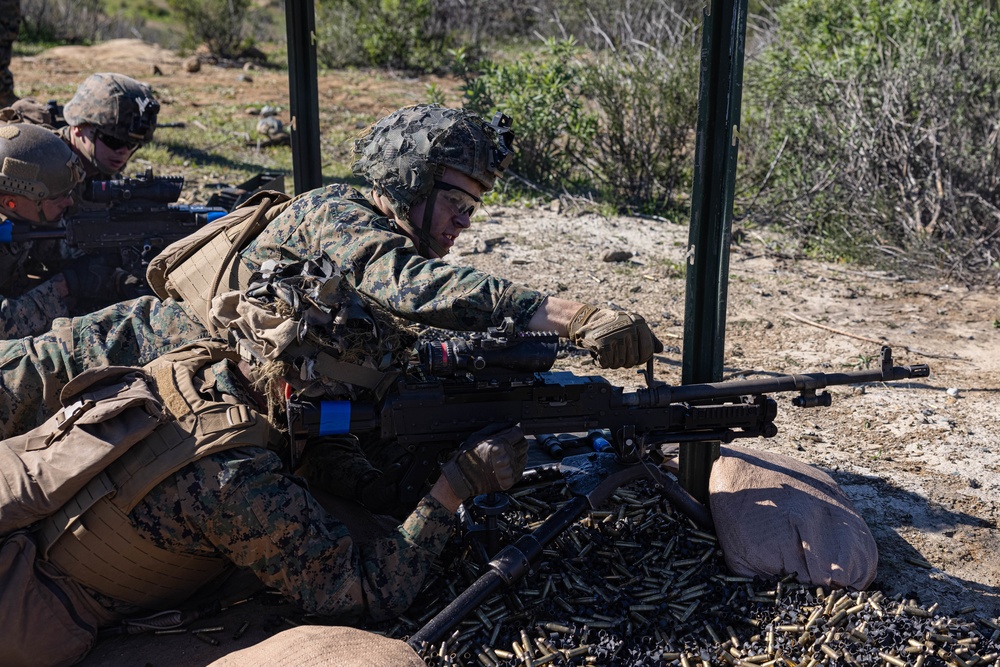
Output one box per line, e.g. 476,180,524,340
285,320,929,648
3,169,227,275
288,319,930,511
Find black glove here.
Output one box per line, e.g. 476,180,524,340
440,424,528,500
61,259,151,301
60,260,121,301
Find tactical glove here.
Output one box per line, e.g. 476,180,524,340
568,304,663,369
61,261,120,301
440,424,528,500
62,260,150,301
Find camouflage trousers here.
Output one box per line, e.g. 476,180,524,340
0,296,207,439
0,0,20,98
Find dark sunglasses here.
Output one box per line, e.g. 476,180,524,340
97,132,140,151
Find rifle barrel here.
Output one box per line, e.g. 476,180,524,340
625,346,929,408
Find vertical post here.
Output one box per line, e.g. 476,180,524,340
680,0,749,503
284,0,323,194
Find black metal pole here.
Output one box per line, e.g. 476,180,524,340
680,0,749,502
284,0,323,194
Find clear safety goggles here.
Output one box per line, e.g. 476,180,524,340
434,182,482,219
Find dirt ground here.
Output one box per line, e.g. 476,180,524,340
11,40,1000,665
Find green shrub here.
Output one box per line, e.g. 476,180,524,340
461,38,596,190
581,46,699,214
166,0,257,58
742,0,1000,282
20,0,139,44
315,0,451,71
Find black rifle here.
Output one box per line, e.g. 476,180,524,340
3,169,239,275
288,319,929,510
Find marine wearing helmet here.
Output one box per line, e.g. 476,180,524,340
58,72,159,178
353,104,514,258
0,123,86,338
0,122,83,225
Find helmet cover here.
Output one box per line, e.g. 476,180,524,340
352,104,515,220
0,123,85,201
62,73,159,144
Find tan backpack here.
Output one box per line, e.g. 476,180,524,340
145,189,293,333
0,366,170,667
0,366,167,536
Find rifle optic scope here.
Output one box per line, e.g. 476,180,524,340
86,171,184,205
420,331,559,377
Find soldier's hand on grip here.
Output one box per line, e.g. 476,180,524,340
567,304,663,369
440,424,528,500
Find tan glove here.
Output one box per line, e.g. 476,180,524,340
440,425,528,500
568,305,663,369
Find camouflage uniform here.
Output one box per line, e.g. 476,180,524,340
132,445,453,620
3,347,454,666
241,184,545,332
0,0,18,105
0,295,208,439
0,122,83,338
0,185,545,436
0,221,71,338
124,356,453,622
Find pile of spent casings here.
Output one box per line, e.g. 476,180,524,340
380,479,999,667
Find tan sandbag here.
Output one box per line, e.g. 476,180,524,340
709,445,878,590
206,626,425,667
0,532,99,667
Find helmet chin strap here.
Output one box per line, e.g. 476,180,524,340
32,199,63,226
392,189,449,258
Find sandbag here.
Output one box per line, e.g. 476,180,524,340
0,532,100,667
709,445,878,589
206,626,425,667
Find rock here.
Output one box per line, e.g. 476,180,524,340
151,65,163,76
237,73,254,83
549,199,562,213
183,56,201,73
946,387,961,397
602,249,633,263
260,105,279,118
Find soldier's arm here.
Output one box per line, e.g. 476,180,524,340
0,276,71,339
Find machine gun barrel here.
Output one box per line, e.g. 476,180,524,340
625,346,929,408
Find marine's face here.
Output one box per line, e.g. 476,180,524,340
40,192,75,222
407,168,485,258
72,125,137,176
92,129,138,175
2,192,74,224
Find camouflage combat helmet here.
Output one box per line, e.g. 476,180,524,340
62,73,159,145
0,123,84,202
209,257,417,410
352,104,515,225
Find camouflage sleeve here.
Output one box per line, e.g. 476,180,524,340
243,189,547,332
0,278,71,339
0,296,208,439
133,447,455,622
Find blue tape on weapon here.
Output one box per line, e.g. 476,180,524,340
319,401,351,435
206,211,227,223
0,220,12,243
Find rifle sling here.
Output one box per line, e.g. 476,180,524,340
312,352,399,398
